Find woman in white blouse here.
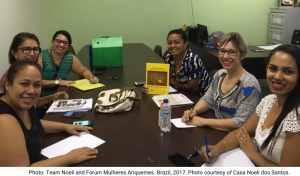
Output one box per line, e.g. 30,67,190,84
201,44,300,166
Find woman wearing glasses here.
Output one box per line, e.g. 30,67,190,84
38,30,98,97
0,33,68,109
201,44,300,166
181,32,261,131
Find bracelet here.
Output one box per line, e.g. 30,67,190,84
221,140,227,153
191,107,198,115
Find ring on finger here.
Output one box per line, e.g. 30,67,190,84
240,138,243,140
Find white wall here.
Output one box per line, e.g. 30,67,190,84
0,0,47,76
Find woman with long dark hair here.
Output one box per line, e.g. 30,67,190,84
201,44,300,166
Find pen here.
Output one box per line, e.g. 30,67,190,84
204,134,210,163
185,106,194,123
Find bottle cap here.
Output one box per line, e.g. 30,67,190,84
163,98,168,103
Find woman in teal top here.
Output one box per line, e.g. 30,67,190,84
38,30,99,97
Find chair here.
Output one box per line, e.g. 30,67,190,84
154,45,162,58
208,69,220,78
69,44,76,56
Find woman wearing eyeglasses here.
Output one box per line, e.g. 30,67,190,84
181,32,261,131
38,30,99,97
0,32,68,110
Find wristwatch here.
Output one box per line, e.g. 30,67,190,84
55,80,59,85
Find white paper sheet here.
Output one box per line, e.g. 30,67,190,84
258,44,281,50
171,118,196,128
168,86,177,93
41,132,105,158
46,98,93,113
201,148,255,167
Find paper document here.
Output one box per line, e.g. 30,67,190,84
202,148,255,167
168,86,177,93
47,98,93,113
171,118,196,128
258,44,281,50
72,79,105,91
41,132,105,158
152,93,194,107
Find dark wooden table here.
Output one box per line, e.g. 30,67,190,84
189,42,271,79
43,43,228,166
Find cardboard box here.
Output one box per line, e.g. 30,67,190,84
92,37,123,68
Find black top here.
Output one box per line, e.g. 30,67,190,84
0,97,45,164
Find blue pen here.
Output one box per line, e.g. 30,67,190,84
204,134,210,163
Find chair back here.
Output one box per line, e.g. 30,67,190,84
154,45,162,58
208,69,220,78
69,45,76,56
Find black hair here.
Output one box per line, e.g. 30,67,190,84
9,32,40,64
261,44,300,155
167,29,188,43
52,30,72,45
6,60,42,86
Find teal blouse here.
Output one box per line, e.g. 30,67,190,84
41,49,73,97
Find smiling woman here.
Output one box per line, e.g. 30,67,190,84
143,29,211,97
0,60,97,166
200,44,300,167
181,32,261,132
0,33,69,115
38,30,99,97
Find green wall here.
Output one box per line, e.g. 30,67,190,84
44,0,278,54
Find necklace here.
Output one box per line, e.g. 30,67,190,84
175,50,187,82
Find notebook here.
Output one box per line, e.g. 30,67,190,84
72,79,105,91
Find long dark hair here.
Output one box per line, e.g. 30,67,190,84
261,44,300,155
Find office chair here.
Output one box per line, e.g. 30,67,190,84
208,69,220,78
69,45,76,56
154,45,162,58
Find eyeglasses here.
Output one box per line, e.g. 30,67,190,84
54,65,61,80
16,47,41,54
218,48,240,56
54,39,69,46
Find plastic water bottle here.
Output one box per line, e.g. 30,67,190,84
158,102,163,128
160,98,171,132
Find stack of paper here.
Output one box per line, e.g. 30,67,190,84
258,44,281,50
152,93,194,107
72,79,105,91
46,98,93,113
41,132,105,158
